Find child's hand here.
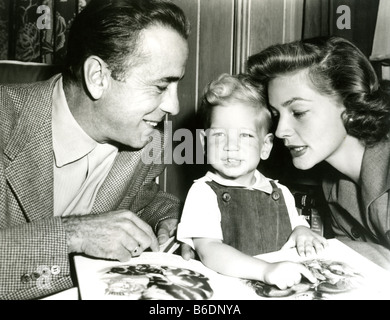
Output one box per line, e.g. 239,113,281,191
281,226,328,257
263,261,316,290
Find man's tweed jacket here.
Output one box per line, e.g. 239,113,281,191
0,76,181,299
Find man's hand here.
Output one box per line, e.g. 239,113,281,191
155,219,195,260
62,209,159,262
156,218,178,245
180,243,195,260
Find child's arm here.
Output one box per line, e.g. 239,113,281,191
281,226,328,257
194,237,316,290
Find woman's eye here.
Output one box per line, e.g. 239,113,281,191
292,111,308,119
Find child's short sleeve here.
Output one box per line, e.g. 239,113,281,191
176,181,223,249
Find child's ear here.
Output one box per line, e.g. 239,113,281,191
260,133,274,160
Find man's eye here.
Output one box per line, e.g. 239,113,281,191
156,86,168,92
212,132,225,137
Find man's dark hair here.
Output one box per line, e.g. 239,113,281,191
63,0,190,84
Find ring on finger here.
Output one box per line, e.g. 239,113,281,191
132,246,140,255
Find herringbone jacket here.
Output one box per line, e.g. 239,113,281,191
322,137,390,250
0,76,181,299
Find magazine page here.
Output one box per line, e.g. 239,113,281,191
74,239,390,300
250,239,390,300
74,251,259,300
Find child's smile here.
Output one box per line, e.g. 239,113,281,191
203,103,273,187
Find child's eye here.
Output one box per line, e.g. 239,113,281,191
240,133,254,138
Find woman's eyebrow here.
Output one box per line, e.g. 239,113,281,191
281,97,311,107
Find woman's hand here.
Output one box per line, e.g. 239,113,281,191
281,226,328,257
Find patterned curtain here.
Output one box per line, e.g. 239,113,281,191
0,0,90,64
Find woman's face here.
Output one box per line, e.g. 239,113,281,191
268,69,347,170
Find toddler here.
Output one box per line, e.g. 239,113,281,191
177,73,328,289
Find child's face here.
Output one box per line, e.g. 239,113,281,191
202,103,273,186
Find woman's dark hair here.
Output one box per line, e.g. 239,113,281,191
63,0,190,84
247,36,390,146
198,73,272,133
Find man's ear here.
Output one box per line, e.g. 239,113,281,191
260,133,274,160
83,56,110,100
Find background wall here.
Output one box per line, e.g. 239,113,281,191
0,0,384,203
165,0,309,201
165,0,382,202
0,0,88,63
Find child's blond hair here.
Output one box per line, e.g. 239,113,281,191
199,73,272,133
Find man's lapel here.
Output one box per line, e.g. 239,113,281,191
91,149,144,213
91,129,166,214
4,79,57,222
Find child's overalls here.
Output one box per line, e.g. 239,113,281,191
205,180,292,256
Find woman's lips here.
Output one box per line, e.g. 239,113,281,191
287,145,307,158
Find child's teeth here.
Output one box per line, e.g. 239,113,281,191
146,121,158,127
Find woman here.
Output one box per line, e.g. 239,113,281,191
247,36,390,269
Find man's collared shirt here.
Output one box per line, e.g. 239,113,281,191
52,77,118,216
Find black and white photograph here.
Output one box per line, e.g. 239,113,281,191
1,0,390,306
74,239,390,300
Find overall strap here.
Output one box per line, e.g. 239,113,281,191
205,179,292,255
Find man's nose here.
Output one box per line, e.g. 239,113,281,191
160,84,180,116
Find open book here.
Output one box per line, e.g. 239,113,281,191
73,239,390,300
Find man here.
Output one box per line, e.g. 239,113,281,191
0,0,189,299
